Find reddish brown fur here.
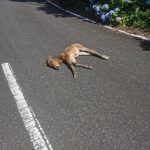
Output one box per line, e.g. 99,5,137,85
46,43,110,78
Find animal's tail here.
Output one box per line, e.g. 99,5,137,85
79,47,110,60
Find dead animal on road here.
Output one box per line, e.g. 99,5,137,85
44,43,110,78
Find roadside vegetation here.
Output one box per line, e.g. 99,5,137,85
56,0,150,30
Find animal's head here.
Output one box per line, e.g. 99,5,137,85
46,56,60,70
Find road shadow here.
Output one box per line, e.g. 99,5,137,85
135,38,150,51
9,0,73,18
9,0,95,23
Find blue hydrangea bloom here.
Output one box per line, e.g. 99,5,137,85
114,7,119,12
146,0,150,5
92,4,97,9
124,0,129,3
101,14,106,22
95,5,100,12
102,4,109,10
105,13,110,19
95,11,100,16
99,12,105,17
109,10,115,15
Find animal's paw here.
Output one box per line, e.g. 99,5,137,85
102,55,110,60
89,66,93,69
73,73,77,79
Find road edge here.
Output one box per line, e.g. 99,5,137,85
47,0,150,41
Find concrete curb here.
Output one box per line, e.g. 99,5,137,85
47,0,150,41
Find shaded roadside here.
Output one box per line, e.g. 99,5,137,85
9,0,150,39
135,38,150,51
9,0,72,18
9,0,150,41
49,0,150,39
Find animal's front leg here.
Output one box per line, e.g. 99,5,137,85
70,64,77,78
66,57,78,78
75,63,93,69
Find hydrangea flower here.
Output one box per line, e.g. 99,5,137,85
99,12,105,17
146,0,150,5
105,13,110,19
101,14,106,22
114,7,119,12
124,0,129,3
95,5,100,12
109,10,115,15
92,4,97,9
102,4,109,10
92,4,100,12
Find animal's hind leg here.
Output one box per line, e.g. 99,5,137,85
74,63,93,69
79,52,90,56
79,47,110,60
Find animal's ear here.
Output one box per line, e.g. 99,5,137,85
48,56,52,59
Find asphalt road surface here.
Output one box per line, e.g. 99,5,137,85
0,0,150,150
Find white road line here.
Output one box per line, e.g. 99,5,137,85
47,0,150,41
2,63,53,150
